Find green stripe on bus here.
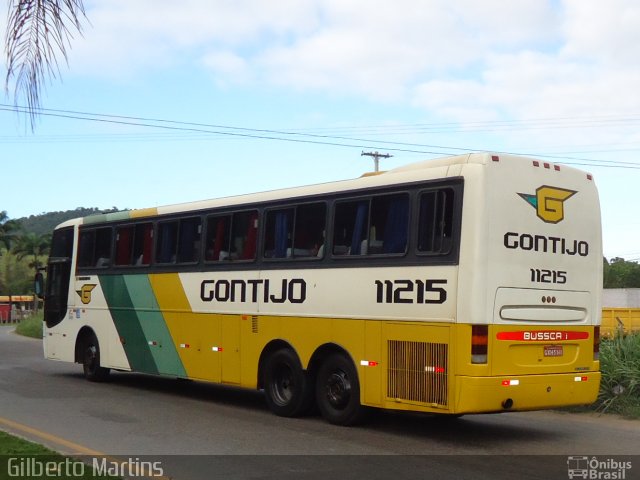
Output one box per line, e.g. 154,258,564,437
99,275,159,375
83,211,131,225
123,275,187,377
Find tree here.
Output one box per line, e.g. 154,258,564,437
13,232,51,271
603,257,640,288
4,0,87,127
0,211,20,252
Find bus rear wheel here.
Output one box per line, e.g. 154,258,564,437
264,348,313,417
82,333,110,382
316,353,365,426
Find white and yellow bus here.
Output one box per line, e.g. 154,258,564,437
38,152,602,425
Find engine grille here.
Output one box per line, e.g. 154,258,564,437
387,340,448,406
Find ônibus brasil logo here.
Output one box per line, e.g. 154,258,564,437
518,185,577,224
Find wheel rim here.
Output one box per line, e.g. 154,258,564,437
325,369,351,409
271,364,294,405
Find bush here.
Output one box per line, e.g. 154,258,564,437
15,311,43,339
596,332,640,418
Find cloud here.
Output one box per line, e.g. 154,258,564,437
18,0,640,133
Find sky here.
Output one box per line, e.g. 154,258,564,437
1,0,639,260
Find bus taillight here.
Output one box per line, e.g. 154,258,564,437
471,325,488,364
594,326,600,361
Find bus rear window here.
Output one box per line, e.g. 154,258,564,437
417,188,455,255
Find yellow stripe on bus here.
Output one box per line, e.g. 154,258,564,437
148,273,221,382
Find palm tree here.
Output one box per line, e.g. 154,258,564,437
13,232,51,271
4,0,87,127
0,211,20,253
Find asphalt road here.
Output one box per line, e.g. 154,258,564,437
0,325,638,480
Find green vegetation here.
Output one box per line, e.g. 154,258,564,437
604,257,640,288
0,431,58,455
0,432,120,479
15,311,43,339
596,333,640,418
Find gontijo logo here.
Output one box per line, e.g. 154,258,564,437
76,284,97,304
518,186,577,224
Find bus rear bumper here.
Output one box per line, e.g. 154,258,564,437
453,372,601,414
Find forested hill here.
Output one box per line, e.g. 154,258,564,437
16,207,121,236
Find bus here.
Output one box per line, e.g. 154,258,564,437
37,152,602,425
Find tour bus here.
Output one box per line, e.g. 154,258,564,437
37,152,602,425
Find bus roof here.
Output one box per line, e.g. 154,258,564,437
55,152,592,229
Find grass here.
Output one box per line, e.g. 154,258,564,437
0,432,120,479
14,311,43,339
595,332,640,419
0,431,58,455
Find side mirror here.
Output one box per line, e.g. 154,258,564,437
34,272,45,299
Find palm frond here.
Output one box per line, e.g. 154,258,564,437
5,0,87,129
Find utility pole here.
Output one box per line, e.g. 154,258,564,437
361,151,392,172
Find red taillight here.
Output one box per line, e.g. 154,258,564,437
471,325,488,364
594,326,600,361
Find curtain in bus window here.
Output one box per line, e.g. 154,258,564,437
383,196,409,254
157,223,177,263
350,201,368,255
274,211,290,258
241,212,258,260
115,227,133,266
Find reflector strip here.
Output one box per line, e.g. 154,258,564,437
148,341,157,346
502,379,520,386
574,376,588,382
424,366,446,373
211,346,223,352
360,360,378,367
179,343,190,349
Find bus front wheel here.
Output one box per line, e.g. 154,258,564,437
263,348,313,417
82,333,110,382
316,353,365,426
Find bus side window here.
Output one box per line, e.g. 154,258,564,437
418,188,455,254
332,200,369,256
177,217,201,263
205,215,231,262
132,223,153,266
94,228,112,267
115,226,134,266
156,221,178,264
78,227,112,268
371,193,409,255
264,208,294,258
77,230,96,268
232,210,258,261
293,202,326,258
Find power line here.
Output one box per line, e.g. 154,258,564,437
2,103,640,169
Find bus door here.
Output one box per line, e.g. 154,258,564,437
42,227,75,358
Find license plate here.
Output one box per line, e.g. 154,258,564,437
544,345,563,357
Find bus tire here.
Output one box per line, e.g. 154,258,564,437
264,348,313,417
82,333,110,382
316,353,365,426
